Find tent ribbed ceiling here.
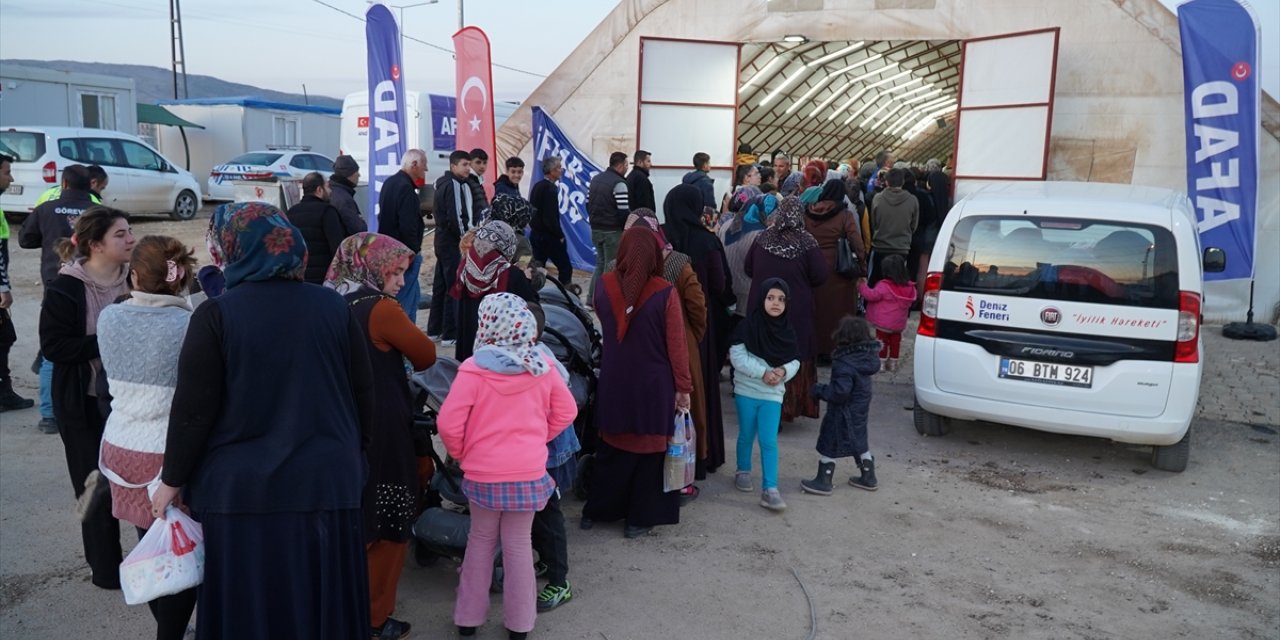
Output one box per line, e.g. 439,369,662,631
737,39,961,164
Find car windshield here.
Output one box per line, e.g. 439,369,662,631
0,131,46,162
227,152,283,166
941,216,1179,309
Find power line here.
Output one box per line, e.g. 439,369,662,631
309,0,547,78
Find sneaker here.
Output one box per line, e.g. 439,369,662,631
534,560,548,578
760,488,787,511
442,339,458,347
536,581,573,612
372,617,412,639
428,334,443,342
38,418,59,434
734,471,753,492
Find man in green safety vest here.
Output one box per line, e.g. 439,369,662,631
0,152,37,412
33,164,107,206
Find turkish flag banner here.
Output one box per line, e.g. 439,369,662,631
454,26,497,201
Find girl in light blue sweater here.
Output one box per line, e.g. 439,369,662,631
729,278,800,511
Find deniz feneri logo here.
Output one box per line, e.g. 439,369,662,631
964,296,976,319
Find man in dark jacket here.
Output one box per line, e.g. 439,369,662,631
626,150,655,211
586,151,629,301
868,168,918,286
681,152,716,211
467,148,491,219
529,155,572,285
494,156,523,198
925,158,952,222
286,172,347,284
427,150,480,342
0,153,35,413
378,148,428,321
327,155,366,236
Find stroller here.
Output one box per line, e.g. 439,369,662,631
536,277,603,499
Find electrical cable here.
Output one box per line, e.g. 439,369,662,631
790,566,817,640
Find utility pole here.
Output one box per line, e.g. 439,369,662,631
457,0,464,29
169,0,189,99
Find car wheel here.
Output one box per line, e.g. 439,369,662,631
171,190,198,220
913,399,950,437
1151,427,1190,472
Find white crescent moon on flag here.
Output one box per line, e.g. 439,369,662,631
460,76,488,114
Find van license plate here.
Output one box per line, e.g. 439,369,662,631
7,185,20,195
999,358,1092,388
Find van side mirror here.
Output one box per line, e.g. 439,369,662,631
1203,247,1226,273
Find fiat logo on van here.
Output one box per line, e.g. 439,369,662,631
1040,307,1062,327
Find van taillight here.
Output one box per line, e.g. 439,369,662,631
1175,291,1201,363
42,161,57,183
918,272,943,337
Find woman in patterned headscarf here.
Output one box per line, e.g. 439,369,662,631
745,196,828,422
194,201,240,298
325,233,435,639
152,203,377,640
805,179,866,363
452,219,539,361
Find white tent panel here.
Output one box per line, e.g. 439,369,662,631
638,103,736,168
953,105,1050,178
640,40,739,104
960,30,1057,107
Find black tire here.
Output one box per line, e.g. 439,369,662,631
913,399,950,436
171,190,198,220
1151,427,1191,472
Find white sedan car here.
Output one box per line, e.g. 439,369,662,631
207,149,334,200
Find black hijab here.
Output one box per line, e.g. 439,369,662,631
732,277,798,367
662,183,721,265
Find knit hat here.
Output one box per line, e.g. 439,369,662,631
333,155,359,178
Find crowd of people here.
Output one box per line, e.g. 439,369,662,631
0,140,954,639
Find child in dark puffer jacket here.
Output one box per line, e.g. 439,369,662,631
802,315,883,495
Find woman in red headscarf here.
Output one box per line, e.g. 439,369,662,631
582,227,692,538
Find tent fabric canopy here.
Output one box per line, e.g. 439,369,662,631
136,103,205,129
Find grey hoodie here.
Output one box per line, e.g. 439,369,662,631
870,187,919,252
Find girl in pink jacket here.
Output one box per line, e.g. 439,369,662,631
438,293,578,640
857,254,916,371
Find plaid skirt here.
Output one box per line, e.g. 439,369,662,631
462,474,556,512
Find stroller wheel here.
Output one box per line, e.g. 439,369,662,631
413,540,438,567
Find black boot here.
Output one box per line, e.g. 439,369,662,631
800,461,835,495
849,457,878,491
0,378,35,412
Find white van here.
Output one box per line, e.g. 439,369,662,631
0,126,202,220
912,181,1226,472
339,91,519,185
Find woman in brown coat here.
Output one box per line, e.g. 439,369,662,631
805,179,866,363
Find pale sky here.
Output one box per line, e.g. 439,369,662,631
0,0,1274,101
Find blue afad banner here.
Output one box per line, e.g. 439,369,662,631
1179,0,1259,281
365,4,407,233
430,94,457,152
531,106,598,271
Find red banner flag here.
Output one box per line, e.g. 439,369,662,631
453,26,497,201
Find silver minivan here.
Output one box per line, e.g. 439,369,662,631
913,181,1226,472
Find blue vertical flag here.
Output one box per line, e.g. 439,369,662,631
365,4,407,233
531,107,598,271
1179,0,1259,281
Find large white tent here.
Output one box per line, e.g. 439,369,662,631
497,0,1279,323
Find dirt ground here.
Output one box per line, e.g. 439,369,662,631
2,209,1277,639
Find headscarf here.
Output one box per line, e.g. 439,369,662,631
757,196,818,260
488,193,533,231
799,186,823,205
662,183,721,265
220,202,308,289
732,277,798,367
205,202,238,269
817,178,846,204
324,232,415,295
723,187,776,247
474,292,548,376
779,171,803,197
607,226,664,341
455,220,517,299
802,161,826,189
625,208,688,284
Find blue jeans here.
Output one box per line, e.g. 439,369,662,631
735,395,782,490
396,254,424,323
39,355,54,419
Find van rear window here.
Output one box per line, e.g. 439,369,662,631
941,216,1179,309
0,131,46,162
228,152,283,166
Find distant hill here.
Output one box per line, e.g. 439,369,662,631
1,59,342,109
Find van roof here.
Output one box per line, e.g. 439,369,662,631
2,126,139,139
959,180,1189,222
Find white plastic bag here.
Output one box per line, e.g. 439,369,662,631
664,411,696,492
120,507,205,605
